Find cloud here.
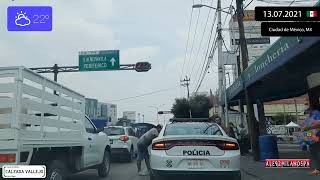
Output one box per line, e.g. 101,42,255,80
121,47,160,64
15,15,31,27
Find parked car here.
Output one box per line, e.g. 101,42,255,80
104,126,138,162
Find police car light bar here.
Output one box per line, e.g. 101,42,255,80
169,118,211,123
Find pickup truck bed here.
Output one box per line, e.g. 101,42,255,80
0,67,85,150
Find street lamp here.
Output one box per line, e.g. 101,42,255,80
192,4,231,14
149,104,165,124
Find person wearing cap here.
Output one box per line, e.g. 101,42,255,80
136,124,163,176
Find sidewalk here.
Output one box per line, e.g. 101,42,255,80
240,149,319,180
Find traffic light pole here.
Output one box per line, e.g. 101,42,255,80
30,63,148,82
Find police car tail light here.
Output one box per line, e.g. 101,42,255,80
0,154,16,163
119,135,129,142
152,142,170,150
217,142,239,150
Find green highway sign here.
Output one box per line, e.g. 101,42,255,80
79,50,120,71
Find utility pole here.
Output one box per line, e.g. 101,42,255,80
216,0,229,127
181,76,191,99
236,0,260,161
181,76,192,118
217,0,224,121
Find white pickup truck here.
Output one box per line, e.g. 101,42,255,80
0,67,111,180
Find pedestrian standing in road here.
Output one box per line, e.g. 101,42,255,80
136,124,162,176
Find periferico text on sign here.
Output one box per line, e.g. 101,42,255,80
2,165,46,179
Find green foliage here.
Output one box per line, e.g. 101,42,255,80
189,94,210,118
171,98,190,118
171,94,210,118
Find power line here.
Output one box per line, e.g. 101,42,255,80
185,6,201,77
197,31,218,86
194,35,219,93
256,0,317,4
194,30,217,92
180,0,195,80
244,0,254,9
193,10,218,90
108,87,177,102
190,0,216,82
222,36,239,54
289,0,296,6
222,0,234,28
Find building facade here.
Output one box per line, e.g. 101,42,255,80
85,99,117,126
123,111,136,123
96,102,117,125
85,98,98,118
229,10,272,68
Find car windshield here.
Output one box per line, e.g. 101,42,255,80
104,127,125,136
164,123,223,136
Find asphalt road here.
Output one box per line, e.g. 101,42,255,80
67,159,256,180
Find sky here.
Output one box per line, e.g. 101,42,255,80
0,0,317,124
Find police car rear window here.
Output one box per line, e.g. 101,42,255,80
164,123,223,136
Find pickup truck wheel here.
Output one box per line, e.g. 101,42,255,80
98,150,111,177
46,160,67,180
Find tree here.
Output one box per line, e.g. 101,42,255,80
171,94,210,118
190,94,210,118
171,98,190,118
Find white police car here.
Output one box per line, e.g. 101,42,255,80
150,118,241,180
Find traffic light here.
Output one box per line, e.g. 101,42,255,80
135,62,151,72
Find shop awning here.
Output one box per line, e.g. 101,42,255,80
285,121,300,128
223,36,320,106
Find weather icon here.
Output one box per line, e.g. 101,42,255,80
15,11,31,27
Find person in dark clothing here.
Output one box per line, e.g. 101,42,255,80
228,122,237,138
136,125,162,176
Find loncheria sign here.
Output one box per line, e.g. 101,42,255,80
244,37,302,81
226,37,302,101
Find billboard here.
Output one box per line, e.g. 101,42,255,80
231,10,255,22
229,10,271,66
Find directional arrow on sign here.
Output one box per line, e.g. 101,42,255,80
110,58,116,66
